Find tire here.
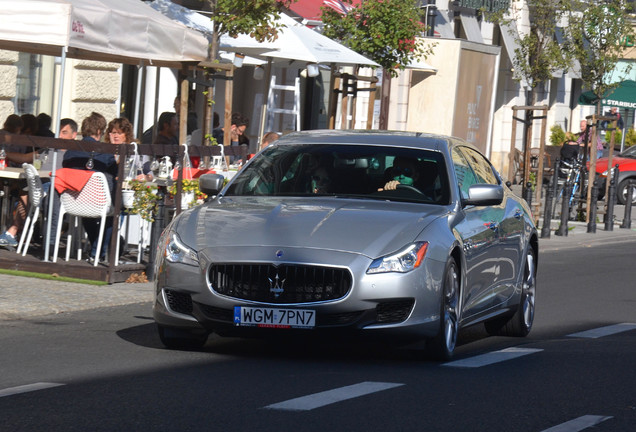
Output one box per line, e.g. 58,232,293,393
617,178,636,205
485,248,536,337
426,258,460,361
157,324,209,350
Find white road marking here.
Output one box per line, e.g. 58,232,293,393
264,381,404,411
567,323,636,339
0,382,65,398
442,347,543,368
540,415,613,432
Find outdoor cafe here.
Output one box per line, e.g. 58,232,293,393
0,131,247,283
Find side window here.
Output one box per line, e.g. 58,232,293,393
459,147,499,185
451,148,478,199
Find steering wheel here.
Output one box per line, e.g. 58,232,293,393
396,184,426,196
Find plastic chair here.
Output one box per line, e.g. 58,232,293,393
16,163,44,256
53,171,112,267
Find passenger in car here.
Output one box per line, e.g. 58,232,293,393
309,165,332,194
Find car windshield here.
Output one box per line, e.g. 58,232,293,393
224,143,450,204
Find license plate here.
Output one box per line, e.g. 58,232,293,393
234,306,315,329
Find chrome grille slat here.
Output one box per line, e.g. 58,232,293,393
209,264,352,304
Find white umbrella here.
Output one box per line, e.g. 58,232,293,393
149,0,278,58
254,13,378,68
0,0,208,66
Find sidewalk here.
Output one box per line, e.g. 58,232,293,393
1,217,635,321
0,274,153,321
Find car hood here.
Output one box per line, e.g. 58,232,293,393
177,197,447,258
595,155,636,173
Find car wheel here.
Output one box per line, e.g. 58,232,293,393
157,324,209,350
485,248,536,337
617,178,636,205
426,258,459,361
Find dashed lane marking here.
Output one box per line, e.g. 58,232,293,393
263,381,404,411
442,347,543,368
540,415,613,432
567,323,636,339
0,382,65,398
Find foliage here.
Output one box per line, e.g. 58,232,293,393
168,179,208,208
321,0,434,77
126,180,161,222
549,124,567,146
484,0,573,104
210,0,295,42
610,127,636,148
200,0,296,61
568,0,634,114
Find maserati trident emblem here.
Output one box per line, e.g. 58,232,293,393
268,273,285,298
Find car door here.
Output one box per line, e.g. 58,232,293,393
451,147,500,318
458,146,521,311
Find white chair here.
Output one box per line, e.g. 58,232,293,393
16,163,44,256
53,171,112,267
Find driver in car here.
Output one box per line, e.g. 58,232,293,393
379,157,420,191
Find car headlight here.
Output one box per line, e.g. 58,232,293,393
366,242,428,274
164,232,199,266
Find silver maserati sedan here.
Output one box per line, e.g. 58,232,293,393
153,130,537,360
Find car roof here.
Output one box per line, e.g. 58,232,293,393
274,130,459,152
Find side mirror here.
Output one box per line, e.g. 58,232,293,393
199,173,225,196
464,184,504,206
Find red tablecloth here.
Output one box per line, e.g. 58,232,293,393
54,168,94,194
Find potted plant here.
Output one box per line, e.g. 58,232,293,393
168,179,207,209
126,180,161,222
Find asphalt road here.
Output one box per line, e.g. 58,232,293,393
0,237,635,431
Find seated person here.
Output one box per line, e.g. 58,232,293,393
560,132,581,163
378,156,421,192
309,166,332,194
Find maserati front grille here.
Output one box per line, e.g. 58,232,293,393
209,264,352,304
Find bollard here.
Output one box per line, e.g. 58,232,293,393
605,164,619,231
147,186,166,280
556,183,570,236
587,179,599,233
621,183,633,229
524,181,533,207
541,179,553,238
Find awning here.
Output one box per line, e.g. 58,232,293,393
579,80,636,109
434,10,455,39
460,13,483,43
499,22,529,89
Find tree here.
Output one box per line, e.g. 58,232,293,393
568,0,634,114
182,0,294,146
484,0,573,106
320,0,434,129
321,0,433,77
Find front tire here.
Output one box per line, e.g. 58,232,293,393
426,258,460,361
485,248,536,337
617,178,636,205
157,325,209,350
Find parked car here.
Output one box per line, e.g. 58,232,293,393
595,145,636,204
153,130,538,360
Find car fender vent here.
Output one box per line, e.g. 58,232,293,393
376,299,415,324
165,289,194,316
